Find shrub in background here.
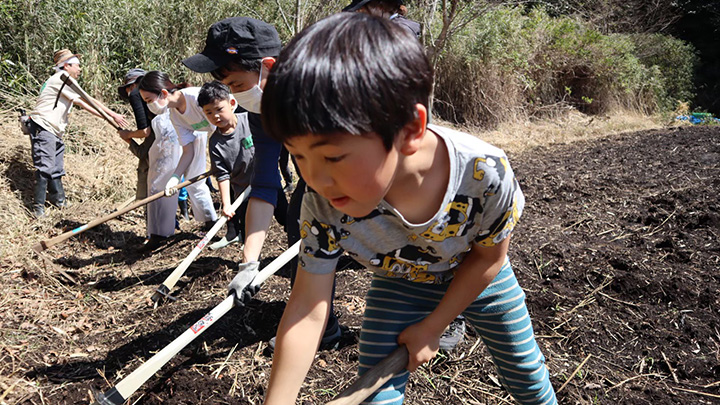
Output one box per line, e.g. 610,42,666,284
0,0,344,108
432,5,696,127
1,1,696,128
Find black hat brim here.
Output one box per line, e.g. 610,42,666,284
182,51,230,73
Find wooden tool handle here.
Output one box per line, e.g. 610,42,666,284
33,171,213,252
59,72,122,130
326,346,409,405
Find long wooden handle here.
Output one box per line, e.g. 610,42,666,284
93,245,300,405
59,72,122,130
151,186,252,302
32,171,213,252
326,346,409,405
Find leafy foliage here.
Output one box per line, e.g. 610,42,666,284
433,6,696,126
0,0,697,127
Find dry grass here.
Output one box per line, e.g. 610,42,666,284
0,105,667,403
449,109,664,154
0,108,136,265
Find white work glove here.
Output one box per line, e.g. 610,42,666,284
164,174,181,197
228,261,261,307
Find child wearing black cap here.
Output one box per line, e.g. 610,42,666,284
182,17,285,261
182,17,342,350
261,13,557,404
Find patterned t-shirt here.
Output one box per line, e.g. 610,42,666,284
298,124,525,284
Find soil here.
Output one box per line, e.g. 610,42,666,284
4,125,719,404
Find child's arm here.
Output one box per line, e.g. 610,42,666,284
264,267,335,404
397,236,511,371
218,179,233,218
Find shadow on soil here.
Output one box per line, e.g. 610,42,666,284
3,145,35,209
25,299,286,383
54,225,200,269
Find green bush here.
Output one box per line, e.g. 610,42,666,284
1,1,696,127
432,5,697,126
0,0,344,107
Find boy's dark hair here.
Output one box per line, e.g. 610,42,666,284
138,71,189,96
198,81,232,107
262,13,432,150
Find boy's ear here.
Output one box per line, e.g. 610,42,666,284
230,97,237,107
398,104,428,156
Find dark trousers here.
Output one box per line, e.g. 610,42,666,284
29,120,65,179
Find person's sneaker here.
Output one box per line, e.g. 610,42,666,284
439,316,466,351
267,322,342,353
209,235,241,250
319,324,342,351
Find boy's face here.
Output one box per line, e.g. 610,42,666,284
285,132,400,218
219,57,275,93
202,98,237,131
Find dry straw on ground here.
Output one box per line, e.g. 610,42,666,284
0,106,666,403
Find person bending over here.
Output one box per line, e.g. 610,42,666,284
259,13,557,405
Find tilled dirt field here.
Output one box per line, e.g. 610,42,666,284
2,125,718,404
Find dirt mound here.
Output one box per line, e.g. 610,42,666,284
4,125,719,404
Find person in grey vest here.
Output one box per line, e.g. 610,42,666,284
28,49,128,217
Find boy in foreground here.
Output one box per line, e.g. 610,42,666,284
260,13,557,404
198,81,255,250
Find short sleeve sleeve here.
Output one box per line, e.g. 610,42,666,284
209,137,230,183
60,82,81,103
172,122,196,146
473,155,525,247
297,188,343,274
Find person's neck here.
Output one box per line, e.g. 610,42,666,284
218,114,238,135
168,91,186,114
385,128,449,224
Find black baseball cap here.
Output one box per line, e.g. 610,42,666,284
342,0,403,12
182,17,282,73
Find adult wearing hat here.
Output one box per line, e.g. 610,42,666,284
343,0,421,38
28,49,129,218
117,68,154,200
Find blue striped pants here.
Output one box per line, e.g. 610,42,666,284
358,262,557,405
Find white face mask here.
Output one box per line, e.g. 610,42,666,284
233,65,264,114
147,94,168,115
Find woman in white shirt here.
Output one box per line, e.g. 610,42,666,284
138,71,217,226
